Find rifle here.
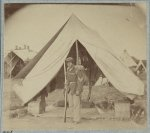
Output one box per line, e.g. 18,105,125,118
64,61,67,123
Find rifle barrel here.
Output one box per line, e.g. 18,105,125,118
64,62,67,123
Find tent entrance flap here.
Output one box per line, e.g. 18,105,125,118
32,40,103,100
44,40,106,92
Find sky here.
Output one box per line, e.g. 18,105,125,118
4,4,147,59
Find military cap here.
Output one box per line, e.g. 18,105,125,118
66,57,74,63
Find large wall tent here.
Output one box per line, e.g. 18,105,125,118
13,15,144,105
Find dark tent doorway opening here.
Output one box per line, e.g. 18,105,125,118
42,40,109,95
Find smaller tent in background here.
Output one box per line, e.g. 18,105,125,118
14,45,37,65
4,51,25,78
120,50,137,68
135,60,147,74
130,56,146,75
14,49,37,65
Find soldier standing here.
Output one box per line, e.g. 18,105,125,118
65,57,84,124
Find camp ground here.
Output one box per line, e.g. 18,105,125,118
4,14,145,125
3,3,147,130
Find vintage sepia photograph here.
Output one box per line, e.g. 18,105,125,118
1,2,148,131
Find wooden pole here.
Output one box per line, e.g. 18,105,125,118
64,61,67,83
76,40,79,65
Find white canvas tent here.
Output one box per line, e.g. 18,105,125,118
13,15,144,105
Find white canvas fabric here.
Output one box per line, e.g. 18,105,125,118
14,15,144,105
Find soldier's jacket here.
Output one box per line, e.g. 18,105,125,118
66,65,85,95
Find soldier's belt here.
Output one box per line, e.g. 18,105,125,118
69,82,76,84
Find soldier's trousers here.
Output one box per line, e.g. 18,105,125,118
68,92,81,122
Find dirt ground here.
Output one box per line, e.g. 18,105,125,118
2,113,147,130
2,78,147,131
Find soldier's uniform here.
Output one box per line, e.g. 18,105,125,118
65,57,84,123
